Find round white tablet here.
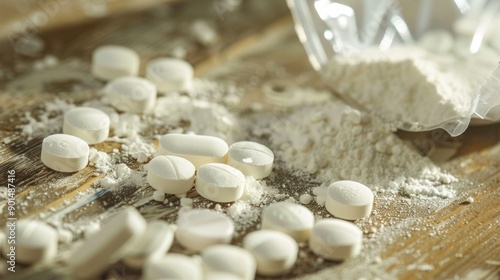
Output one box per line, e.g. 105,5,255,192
261,202,315,242
146,57,194,93
175,209,234,251
309,219,362,261
68,207,147,279
41,134,89,172
147,155,195,194
123,220,175,269
105,76,157,114
243,230,298,276
12,220,58,265
201,245,256,280
142,253,203,280
91,45,140,81
325,180,374,220
227,141,274,179
158,133,228,169
63,107,110,145
195,163,245,203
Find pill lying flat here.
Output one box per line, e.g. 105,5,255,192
158,133,228,169
41,134,89,172
309,219,362,261
195,163,245,203
325,180,374,220
105,76,157,114
11,220,58,265
146,57,193,93
142,253,203,280
201,245,256,280
67,207,146,279
175,209,234,251
243,230,298,276
147,155,195,194
123,220,175,269
227,141,274,179
91,45,140,81
261,202,315,242
63,107,110,145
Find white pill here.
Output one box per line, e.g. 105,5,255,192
243,230,298,276
105,76,157,114
201,245,256,280
227,141,274,179
63,107,110,144
146,57,194,93
147,155,195,194
41,134,89,172
261,202,315,242
123,220,175,269
175,209,234,251
309,219,362,261
195,163,245,203
142,253,203,280
205,272,244,280
91,45,140,81
67,207,146,279
9,220,58,265
325,180,374,220
158,133,228,169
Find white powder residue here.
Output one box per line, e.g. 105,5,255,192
268,100,457,198
19,99,75,140
325,43,498,129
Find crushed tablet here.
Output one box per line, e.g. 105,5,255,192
261,201,315,242
41,134,89,172
158,133,228,169
63,107,110,144
91,45,140,80
147,155,195,194
243,230,298,276
195,163,245,203
227,141,274,179
325,180,374,220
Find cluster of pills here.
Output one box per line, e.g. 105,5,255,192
32,44,377,279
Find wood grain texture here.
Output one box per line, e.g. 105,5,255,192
0,0,499,279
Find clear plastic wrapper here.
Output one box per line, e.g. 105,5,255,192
288,0,500,136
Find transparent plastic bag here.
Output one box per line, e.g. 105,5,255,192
287,0,500,136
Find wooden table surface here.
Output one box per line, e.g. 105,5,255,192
0,0,499,279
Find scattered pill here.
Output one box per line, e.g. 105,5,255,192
243,230,298,276
146,57,193,93
105,76,157,114
41,134,89,172
12,220,58,265
227,141,274,179
175,209,234,251
205,272,244,280
261,202,315,242
309,218,362,261
325,180,374,220
201,244,256,280
142,253,203,280
67,207,146,279
91,45,140,80
147,155,195,194
63,107,110,144
158,133,228,169
196,163,245,203
123,220,175,269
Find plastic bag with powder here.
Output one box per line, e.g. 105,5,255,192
288,0,500,136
